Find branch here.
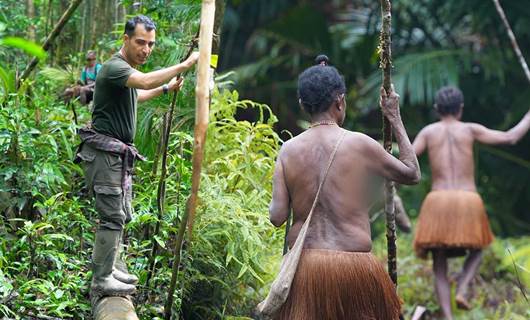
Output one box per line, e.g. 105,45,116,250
379,0,398,287
18,0,83,85
144,30,199,296
492,0,530,84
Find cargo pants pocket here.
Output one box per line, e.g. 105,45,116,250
94,185,126,230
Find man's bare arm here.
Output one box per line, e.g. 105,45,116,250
365,86,420,184
126,52,198,90
269,153,290,227
471,110,530,145
138,77,184,103
137,87,164,102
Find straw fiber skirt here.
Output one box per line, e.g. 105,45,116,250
275,249,401,320
413,190,494,259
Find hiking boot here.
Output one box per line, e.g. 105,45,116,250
112,231,139,285
91,229,136,296
113,267,139,285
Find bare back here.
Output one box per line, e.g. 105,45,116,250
280,127,374,252
413,111,530,192
421,121,477,191
269,89,420,253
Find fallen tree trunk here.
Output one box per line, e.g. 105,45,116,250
93,296,138,320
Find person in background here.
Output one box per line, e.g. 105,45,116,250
62,50,102,105
412,86,530,319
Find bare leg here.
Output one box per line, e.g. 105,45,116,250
456,249,482,309
433,249,453,320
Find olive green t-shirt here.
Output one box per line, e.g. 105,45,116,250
92,53,138,143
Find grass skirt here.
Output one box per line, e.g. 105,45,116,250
413,190,494,259
275,249,401,320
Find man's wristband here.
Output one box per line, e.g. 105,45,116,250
162,84,169,95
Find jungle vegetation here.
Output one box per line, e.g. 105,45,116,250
0,0,529,319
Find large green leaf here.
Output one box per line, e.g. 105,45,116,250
0,37,46,60
359,49,468,110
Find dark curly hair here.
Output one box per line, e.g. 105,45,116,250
298,55,346,115
435,86,463,116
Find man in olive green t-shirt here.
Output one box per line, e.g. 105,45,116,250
77,15,198,298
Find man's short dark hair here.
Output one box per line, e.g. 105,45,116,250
124,15,156,37
298,55,346,115
435,86,463,116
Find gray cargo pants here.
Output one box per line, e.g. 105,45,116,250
77,144,133,230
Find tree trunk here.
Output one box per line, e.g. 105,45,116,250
90,0,99,48
79,0,87,52
27,0,36,42
93,297,138,320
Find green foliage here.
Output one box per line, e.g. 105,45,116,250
38,66,78,91
180,89,282,318
0,37,47,60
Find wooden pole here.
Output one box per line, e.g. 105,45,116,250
379,0,398,287
492,0,530,84
18,0,83,85
186,0,216,236
163,1,216,317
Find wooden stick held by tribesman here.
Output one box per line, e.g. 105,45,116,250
492,0,530,84
163,1,216,318
379,0,398,287
18,0,84,85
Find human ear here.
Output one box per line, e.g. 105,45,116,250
336,96,343,111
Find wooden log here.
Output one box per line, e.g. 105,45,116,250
93,296,138,320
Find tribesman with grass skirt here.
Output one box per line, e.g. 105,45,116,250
268,55,420,320
412,86,530,319
74,15,198,301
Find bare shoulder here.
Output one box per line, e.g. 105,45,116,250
460,121,484,136
344,130,381,150
277,132,306,158
419,122,440,136
462,121,482,130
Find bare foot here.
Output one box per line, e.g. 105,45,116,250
455,294,471,310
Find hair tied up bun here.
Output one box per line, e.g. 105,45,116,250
315,54,329,66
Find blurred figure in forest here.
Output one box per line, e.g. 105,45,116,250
62,50,102,105
412,86,530,319
74,15,199,299
268,55,420,319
